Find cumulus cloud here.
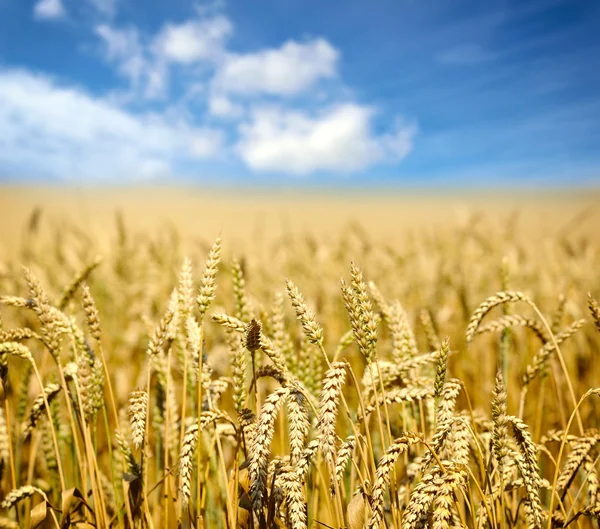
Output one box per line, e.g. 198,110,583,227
33,0,66,20
237,104,416,174
0,69,223,181
213,38,339,97
18,6,416,180
153,15,232,64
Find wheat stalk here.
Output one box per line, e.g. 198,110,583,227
368,433,422,528
248,386,290,510
466,291,532,345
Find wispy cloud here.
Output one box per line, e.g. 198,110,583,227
436,44,497,66
94,15,233,100
87,0,118,18
95,24,146,86
33,0,66,21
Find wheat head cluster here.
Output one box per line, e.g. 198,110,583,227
0,207,599,529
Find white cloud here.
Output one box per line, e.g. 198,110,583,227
208,94,243,118
95,16,233,100
0,69,223,181
237,104,416,174
33,0,66,20
154,16,232,64
213,38,339,97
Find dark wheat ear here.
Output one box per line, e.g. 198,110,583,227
245,318,262,352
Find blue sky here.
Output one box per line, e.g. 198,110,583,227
0,0,599,186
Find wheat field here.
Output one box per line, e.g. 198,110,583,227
0,187,599,529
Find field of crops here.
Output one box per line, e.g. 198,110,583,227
0,188,599,529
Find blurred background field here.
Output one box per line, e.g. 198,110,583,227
2,186,600,252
